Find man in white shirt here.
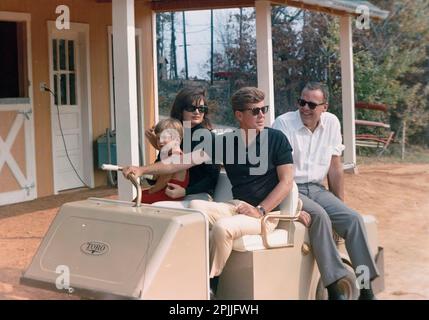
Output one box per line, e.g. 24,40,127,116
273,82,379,300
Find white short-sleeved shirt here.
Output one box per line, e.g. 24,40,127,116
273,110,345,184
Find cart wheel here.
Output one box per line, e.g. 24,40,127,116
315,262,359,300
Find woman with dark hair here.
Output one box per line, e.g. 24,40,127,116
169,86,213,130
145,86,220,207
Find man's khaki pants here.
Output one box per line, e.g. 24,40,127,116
189,200,278,278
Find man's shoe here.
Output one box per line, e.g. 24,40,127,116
210,289,217,300
329,293,347,300
327,279,347,300
358,288,377,300
209,276,219,300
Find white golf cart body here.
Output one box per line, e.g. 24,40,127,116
21,171,384,299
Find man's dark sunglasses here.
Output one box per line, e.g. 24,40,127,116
239,105,269,116
184,105,209,113
297,98,325,110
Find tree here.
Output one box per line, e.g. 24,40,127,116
212,8,257,90
353,0,429,147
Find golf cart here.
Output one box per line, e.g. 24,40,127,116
20,165,384,299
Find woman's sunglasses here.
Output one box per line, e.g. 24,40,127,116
297,98,325,110
184,105,208,113
239,105,269,116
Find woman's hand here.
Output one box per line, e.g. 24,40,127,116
236,201,261,218
165,183,186,199
145,126,159,150
122,166,143,178
298,210,312,228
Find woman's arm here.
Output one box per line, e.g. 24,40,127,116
145,126,159,150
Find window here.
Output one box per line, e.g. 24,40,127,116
155,9,257,129
0,21,28,98
52,38,77,105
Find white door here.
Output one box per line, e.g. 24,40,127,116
50,35,84,191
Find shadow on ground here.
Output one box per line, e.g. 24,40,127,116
0,186,117,220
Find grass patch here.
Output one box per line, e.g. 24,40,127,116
356,144,429,165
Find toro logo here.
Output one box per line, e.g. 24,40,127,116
81,241,110,256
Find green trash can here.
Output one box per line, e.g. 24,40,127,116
96,131,116,169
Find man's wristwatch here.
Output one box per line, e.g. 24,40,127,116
256,205,266,217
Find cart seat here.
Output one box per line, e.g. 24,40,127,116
233,229,289,251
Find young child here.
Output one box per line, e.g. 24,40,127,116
140,118,189,204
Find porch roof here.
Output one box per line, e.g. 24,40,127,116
274,1,389,20
147,0,388,20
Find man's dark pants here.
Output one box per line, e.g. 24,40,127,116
298,183,379,287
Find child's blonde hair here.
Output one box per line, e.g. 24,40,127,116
154,118,183,141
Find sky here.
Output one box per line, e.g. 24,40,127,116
159,8,254,80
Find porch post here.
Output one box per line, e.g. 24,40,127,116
112,0,140,200
339,15,357,172
255,0,275,125
137,3,158,165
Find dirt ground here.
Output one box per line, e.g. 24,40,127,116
345,163,429,300
0,163,428,300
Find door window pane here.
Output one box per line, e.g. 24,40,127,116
68,40,75,71
60,74,67,105
59,39,66,70
53,39,58,71
69,73,76,105
54,74,58,105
